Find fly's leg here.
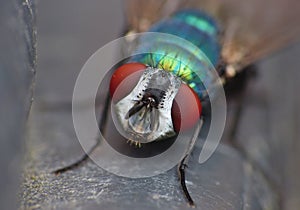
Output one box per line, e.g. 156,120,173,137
178,118,203,207
53,141,100,175
53,93,111,175
178,155,194,207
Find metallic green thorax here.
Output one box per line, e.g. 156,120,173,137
173,10,218,37
131,9,220,99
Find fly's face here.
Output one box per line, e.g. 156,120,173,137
110,62,202,145
114,67,181,143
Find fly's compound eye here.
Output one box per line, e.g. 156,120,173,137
171,84,202,132
109,62,147,102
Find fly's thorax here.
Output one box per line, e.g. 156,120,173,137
113,67,181,143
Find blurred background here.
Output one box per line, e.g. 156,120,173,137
1,0,300,209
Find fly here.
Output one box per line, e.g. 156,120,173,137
53,0,300,207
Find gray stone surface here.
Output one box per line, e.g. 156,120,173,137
22,107,278,209
19,1,300,210
0,0,36,209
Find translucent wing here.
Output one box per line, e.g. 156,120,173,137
125,0,300,71
125,0,183,32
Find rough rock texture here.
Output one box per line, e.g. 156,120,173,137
0,0,36,209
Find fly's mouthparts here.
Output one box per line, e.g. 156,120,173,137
125,95,158,120
126,139,142,148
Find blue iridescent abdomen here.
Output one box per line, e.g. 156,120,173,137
131,9,221,99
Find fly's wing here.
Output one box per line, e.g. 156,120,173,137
125,0,183,32
196,0,300,72
125,0,300,72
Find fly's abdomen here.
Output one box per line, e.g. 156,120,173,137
130,9,221,99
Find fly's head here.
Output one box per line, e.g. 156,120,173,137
113,67,181,144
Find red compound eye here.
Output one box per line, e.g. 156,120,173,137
109,63,146,102
171,84,202,132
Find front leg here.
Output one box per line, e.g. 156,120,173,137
177,118,203,207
